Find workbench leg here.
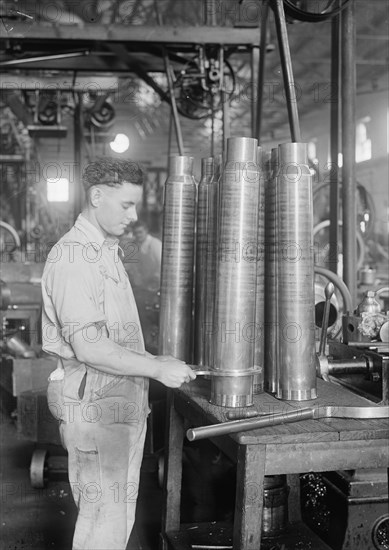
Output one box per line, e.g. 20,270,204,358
287,474,302,523
160,391,185,550
233,444,266,550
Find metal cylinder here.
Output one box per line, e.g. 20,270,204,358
194,157,218,366
253,146,265,393
158,155,197,362
262,475,289,538
226,136,257,163
276,143,317,401
328,358,368,375
211,137,260,407
264,148,279,394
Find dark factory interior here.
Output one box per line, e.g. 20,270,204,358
0,1,388,549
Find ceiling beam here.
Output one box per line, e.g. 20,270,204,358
0,23,260,45
295,58,388,66
0,74,119,90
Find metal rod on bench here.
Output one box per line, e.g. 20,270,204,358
187,408,315,441
186,406,389,442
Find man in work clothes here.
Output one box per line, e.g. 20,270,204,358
41,157,196,550
122,220,162,291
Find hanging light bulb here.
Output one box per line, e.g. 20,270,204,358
109,133,130,153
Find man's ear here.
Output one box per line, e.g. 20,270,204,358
89,186,103,208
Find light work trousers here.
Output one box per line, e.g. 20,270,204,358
48,361,149,550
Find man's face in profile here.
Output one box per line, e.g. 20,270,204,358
94,181,143,239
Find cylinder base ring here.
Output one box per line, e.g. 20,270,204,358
276,388,317,401
211,393,253,408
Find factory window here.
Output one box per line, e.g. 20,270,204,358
47,177,69,202
355,118,372,163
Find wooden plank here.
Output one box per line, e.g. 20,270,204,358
0,24,260,45
237,416,339,445
314,377,375,405
264,439,389,475
234,444,265,550
321,417,389,441
161,391,185,537
1,74,119,90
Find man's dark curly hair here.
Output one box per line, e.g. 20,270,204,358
82,157,144,191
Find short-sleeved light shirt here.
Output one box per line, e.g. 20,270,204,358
41,214,139,360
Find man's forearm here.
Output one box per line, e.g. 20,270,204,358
73,332,160,378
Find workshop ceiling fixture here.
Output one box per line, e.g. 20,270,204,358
27,90,68,138
0,0,387,141
109,133,130,153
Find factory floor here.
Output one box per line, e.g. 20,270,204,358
0,392,164,550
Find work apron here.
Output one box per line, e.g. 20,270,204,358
47,260,149,550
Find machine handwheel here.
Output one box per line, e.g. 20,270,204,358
30,449,49,488
372,514,389,550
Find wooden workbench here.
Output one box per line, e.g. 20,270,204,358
160,378,389,550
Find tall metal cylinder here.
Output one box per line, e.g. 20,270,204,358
211,137,260,407
158,156,196,362
253,146,265,394
276,143,316,401
194,157,218,366
264,148,279,394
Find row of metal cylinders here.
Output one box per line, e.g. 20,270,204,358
158,137,316,407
